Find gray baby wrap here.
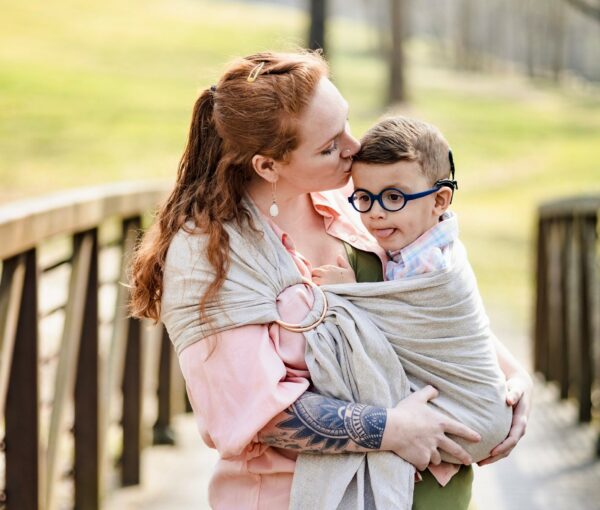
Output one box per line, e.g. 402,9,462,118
161,199,512,510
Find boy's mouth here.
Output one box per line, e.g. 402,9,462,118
372,228,395,239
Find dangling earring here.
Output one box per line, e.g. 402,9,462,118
269,181,279,217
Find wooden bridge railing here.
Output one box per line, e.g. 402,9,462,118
534,194,599,454
0,182,186,510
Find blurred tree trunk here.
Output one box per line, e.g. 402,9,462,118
455,0,482,71
563,0,600,23
388,0,408,104
524,0,538,78
308,0,327,54
550,0,567,81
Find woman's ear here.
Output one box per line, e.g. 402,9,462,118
251,154,278,183
433,187,453,215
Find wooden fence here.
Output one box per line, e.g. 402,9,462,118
534,194,599,454
0,182,186,510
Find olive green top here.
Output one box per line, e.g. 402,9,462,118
343,242,474,510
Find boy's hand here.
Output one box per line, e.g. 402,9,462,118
312,255,356,285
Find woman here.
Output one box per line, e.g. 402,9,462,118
131,51,532,509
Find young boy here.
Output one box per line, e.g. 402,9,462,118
312,116,458,285
312,116,510,489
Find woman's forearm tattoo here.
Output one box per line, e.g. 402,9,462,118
262,392,387,452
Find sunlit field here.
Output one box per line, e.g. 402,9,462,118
2,0,599,337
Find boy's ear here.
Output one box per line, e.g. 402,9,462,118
433,187,452,215
251,154,279,183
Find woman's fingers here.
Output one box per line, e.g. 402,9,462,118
412,385,439,402
506,377,525,406
430,449,442,466
490,411,527,457
442,418,481,443
477,450,507,466
478,400,528,466
437,435,472,465
477,371,531,466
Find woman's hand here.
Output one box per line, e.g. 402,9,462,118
382,385,481,471
477,370,533,466
312,255,356,285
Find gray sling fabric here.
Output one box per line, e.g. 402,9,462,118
161,199,512,510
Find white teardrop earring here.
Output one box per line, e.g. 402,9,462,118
269,181,279,217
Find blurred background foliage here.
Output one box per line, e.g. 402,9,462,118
1,0,599,346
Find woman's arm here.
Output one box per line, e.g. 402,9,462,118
478,335,533,466
259,386,481,471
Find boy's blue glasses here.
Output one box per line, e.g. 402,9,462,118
348,150,459,213
348,185,442,213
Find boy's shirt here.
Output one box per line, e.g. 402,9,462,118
385,211,457,281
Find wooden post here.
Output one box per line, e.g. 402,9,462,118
4,249,40,510
534,218,549,377
45,232,95,510
74,229,100,510
547,220,564,387
558,220,571,399
567,218,582,406
153,327,176,445
120,217,143,486
577,216,596,422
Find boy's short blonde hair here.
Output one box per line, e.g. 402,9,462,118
354,116,451,184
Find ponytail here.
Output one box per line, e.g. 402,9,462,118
130,51,328,323
130,88,225,322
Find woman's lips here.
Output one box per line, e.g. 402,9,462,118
372,228,395,239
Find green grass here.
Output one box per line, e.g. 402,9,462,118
2,0,599,337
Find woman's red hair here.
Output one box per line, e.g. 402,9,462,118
130,51,329,322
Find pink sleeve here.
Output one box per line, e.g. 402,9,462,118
178,283,314,459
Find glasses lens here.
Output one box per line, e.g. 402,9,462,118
382,189,405,211
351,190,372,212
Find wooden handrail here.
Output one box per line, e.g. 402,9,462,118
534,193,599,457
538,194,600,219
0,181,170,260
0,181,187,510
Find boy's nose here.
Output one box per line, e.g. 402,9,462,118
368,201,386,219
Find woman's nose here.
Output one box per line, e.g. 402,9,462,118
341,134,361,159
